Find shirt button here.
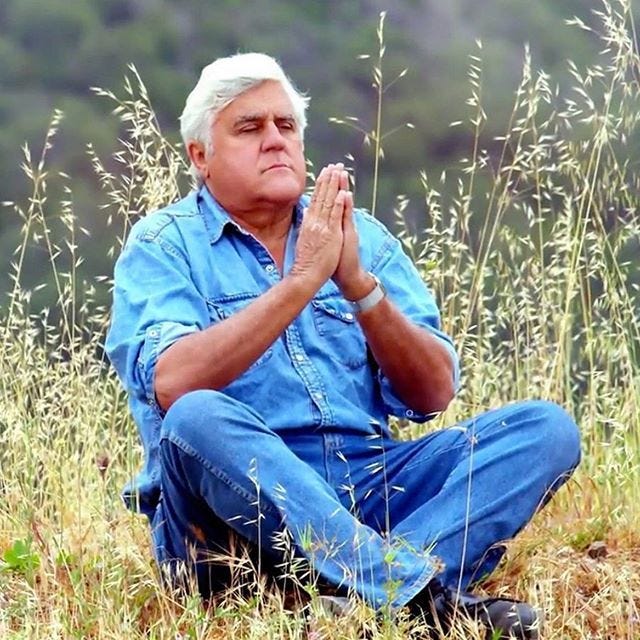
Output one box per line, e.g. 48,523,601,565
406,409,414,418
344,312,354,321
265,264,275,273
294,353,305,362
312,392,323,401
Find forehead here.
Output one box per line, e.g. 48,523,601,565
216,80,295,123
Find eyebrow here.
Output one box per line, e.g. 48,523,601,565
233,113,296,127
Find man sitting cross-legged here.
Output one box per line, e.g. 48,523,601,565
106,53,581,639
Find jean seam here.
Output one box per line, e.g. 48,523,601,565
400,437,468,474
161,433,280,516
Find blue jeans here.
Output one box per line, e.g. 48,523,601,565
150,391,580,609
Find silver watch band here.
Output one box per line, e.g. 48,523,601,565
351,273,386,313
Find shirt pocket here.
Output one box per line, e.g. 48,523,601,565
311,296,369,369
206,292,275,372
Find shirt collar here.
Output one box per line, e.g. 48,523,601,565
197,185,309,244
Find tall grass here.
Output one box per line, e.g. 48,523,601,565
1,1,639,637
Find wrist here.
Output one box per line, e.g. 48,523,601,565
284,268,325,300
340,270,377,302
350,272,386,313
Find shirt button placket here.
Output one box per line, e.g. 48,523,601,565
286,326,332,425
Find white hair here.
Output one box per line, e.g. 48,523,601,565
179,52,309,184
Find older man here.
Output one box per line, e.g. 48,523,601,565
106,53,580,639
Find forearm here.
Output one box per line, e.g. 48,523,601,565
357,297,456,415
155,273,316,411
154,164,352,412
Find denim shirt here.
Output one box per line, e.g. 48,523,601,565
105,186,459,516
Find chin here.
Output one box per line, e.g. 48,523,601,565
264,180,304,206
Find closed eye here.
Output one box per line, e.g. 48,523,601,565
276,118,296,131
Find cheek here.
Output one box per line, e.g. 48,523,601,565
207,153,251,197
214,150,251,179
291,146,307,183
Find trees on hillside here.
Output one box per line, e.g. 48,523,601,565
0,0,605,295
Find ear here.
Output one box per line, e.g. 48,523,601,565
186,140,208,179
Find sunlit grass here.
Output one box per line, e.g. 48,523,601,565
1,1,639,638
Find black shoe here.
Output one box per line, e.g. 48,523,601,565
410,579,541,639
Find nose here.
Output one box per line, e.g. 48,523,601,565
261,121,286,151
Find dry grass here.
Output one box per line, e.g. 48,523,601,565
1,1,640,638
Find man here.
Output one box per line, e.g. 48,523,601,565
106,53,580,639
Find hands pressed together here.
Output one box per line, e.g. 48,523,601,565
153,163,456,412
292,163,375,302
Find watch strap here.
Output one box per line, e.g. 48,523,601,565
351,273,386,313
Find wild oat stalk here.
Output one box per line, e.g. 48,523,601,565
329,11,413,217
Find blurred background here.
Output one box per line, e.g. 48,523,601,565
0,0,628,305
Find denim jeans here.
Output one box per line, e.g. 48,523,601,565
150,390,580,609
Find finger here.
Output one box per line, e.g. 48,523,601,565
339,169,349,191
328,189,347,229
309,165,331,210
312,164,341,222
324,164,342,212
318,166,343,223
334,164,346,194
343,190,354,224
340,191,354,232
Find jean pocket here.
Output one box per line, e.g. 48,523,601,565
311,297,368,369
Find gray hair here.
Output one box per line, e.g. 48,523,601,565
179,53,309,184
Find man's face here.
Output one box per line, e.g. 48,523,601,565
202,80,307,214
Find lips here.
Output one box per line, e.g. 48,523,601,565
264,163,290,172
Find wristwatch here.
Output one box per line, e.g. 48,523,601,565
351,273,386,313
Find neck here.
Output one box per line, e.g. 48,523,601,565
226,202,296,272
227,205,294,244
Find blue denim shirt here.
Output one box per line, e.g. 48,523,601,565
106,186,459,515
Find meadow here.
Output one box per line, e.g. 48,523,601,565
0,3,639,638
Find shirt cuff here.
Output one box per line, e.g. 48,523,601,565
378,327,460,422
138,321,199,406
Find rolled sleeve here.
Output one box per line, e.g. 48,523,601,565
137,321,200,405
377,331,460,423
367,224,460,422
106,225,209,407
